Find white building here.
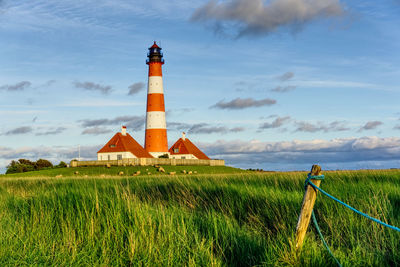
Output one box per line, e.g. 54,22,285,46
168,132,210,160
97,126,153,160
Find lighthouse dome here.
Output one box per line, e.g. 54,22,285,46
150,42,160,49
149,42,161,54
147,41,164,64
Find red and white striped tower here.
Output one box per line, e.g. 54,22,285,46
144,42,169,157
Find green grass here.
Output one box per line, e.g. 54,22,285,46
0,168,399,266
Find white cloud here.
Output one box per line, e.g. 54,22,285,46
191,0,345,37
211,97,276,109
358,121,383,132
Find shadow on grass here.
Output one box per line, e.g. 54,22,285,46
122,181,300,236
388,193,400,221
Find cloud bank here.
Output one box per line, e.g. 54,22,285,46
191,0,345,37
200,136,400,170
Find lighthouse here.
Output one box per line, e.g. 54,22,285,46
144,42,169,158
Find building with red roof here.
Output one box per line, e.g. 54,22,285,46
168,132,210,160
97,126,153,161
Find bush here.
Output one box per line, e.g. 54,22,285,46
158,154,169,158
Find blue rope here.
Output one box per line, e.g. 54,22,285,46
305,174,325,190
307,180,400,233
311,210,342,267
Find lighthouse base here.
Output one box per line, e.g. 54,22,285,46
149,151,170,158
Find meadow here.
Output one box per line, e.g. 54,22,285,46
0,166,399,266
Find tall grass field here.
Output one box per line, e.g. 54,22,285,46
0,166,399,266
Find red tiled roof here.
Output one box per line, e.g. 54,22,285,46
150,41,160,49
97,133,153,158
169,138,210,160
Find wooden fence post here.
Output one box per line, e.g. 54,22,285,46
295,164,323,251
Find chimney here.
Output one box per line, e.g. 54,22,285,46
121,126,127,136
182,132,186,141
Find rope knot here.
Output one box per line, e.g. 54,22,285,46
304,173,325,190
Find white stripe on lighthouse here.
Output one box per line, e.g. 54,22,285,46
147,76,164,94
146,111,166,129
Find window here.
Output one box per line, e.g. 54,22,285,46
107,155,110,161
117,154,122,160
174,148,179,153
181,156,186,159
110,144,116,148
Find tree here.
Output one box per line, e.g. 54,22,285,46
6,162,35,174
5,158,55,174
56,161,67,168
35,159,53,169
18,159,35,166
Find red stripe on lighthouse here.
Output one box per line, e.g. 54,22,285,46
148,62,163,76
145,129,168,152
146,94,165,112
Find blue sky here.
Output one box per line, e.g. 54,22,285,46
1,0,400,172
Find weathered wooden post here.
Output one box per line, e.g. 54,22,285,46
295,164,323,251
